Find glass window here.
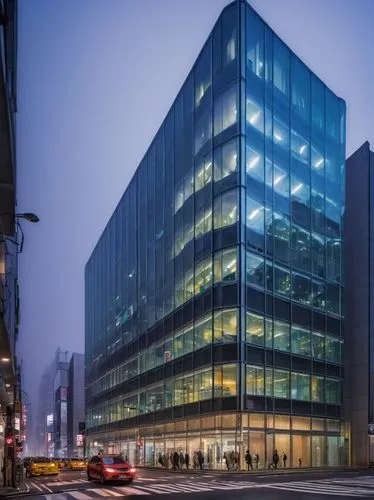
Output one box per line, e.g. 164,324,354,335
274,115,289,149
311,232,325,278
291,130,309,165
273,37,289,95
326,378,340,405
246,97,264,133
214,309,238,343
325,335,341,364
222,364,237,396
195,111,212,154
311,76,325,131
273,212,290,263
199,369,213,401
291,225,311,273
195,205,212,239
246,143,264,181
195,154,212,192
214,247,237,282
312,332,325,360
246,311,264,346
246,9,264,78
312,376,325,403
291,372,310,401
273,320,290,352
292,272,311,305
291,326,310,357
214,138,238,182
312,280,325,310
194,257,212,295
247,197,264,233
273,163,289,199
184,324,194,355
326,282,340,315
291,58,310,121
195,314,212,350
246,251,264,288
274,263,290,297
274,369,290,399
214,85,238,136
214,189,238,229
246,365,265,396
195,42,211,109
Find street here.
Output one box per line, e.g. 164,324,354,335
18,468,374,499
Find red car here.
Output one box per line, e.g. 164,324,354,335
87,455,136,484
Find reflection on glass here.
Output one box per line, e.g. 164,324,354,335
214,247,237,283
273,320,290,352
247,197,265,233
246,98,264,133
214,189,238,229
195,314,213,350
214,138,238,181
195,258,212,295
326,378,340,404
312,332,325,360
246,251,264,288
195,155,212,192
291,373,310,401
246,144,264,181
214,86,237,136
311,376,324,402
247,365,265,396
214,309,238,343
195,111,212,154
291,326,310,356
246,311,264,346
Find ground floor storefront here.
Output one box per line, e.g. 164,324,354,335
87,413,349,470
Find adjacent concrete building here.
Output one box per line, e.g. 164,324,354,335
345,141,374,466
67,353,85,457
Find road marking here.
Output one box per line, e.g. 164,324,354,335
66,492,93,499
115,486,151,495
264,482,371,497
137,477,157,481
99,489,124,497
30,481,43,492
128,484,172,494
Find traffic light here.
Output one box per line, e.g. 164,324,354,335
5,436,13,446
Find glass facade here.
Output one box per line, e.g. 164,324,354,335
85,0,346,468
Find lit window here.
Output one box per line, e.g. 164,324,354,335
246,99,263,133
246,311,264,346
214,247,237,283
291,372,310,401
291,326,311,357
214,309,238,343
195,314,212,350
246,145,264,181
195,155,212,192
195,206,212,239
194,257,212,295
273,320,290,352
214,86,238,136
247,197,265,233
246,365,264,396
214,138,238,182
246,251,264,288
214,189,238,229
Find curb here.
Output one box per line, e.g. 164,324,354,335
136,466,364,475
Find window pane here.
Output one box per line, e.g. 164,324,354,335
195,154,212,192
311,376,324,402
222,364,237,396
326,335,341,364
292,272,311,305
246,251,264,288
214,85,238,136
247,197,265,233
214,189,238,229
246,143,264,181
291,373,310,401
195,41,211,109
214,138,238,182
274,264,291,297
312,332,325,360
246,9,264,79
273,37,289,95
274,369,290,399
291,326,310,357
326,378,340,404
195,314,212,350
214,309,238,343
273,320,290,352
246,311,264,346
246,365,264,396
195,111,212,154
200,369,213,401
195,257,212,295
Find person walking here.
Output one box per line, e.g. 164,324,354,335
179,452,185,469
185,452,190,470
245,450,252,471
173,451,179,470
273,449,279,469
282,451,287,468
198,451,204,470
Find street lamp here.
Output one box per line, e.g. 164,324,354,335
0,212,40,253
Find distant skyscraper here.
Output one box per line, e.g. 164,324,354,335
67,353,85,457
345,142,374,466
85,0,346,468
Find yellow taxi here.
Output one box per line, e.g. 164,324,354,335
67,458,86,471
26,457,59,477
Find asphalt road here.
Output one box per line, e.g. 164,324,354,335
20,467,374,499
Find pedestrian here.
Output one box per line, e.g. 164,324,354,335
198,451,204,470
179,452,185,469
245,450,252,471
282,451,287,468
173,451,179,470
158,453,163,468
255,453,259,469
298,457,302,467
185,452,190,469
193,452,198,469
273,449,279,469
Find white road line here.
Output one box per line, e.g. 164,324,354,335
40,483,53,493
98,489,123,497
136,477,157,481
129,484,172,494
280,481,372,493
115,485,151,495
66,492,93,500
87,489,110,496
30,481,43,492
264,484,367,497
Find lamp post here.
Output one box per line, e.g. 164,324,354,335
0,212,40,253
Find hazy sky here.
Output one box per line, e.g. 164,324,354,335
16,0,374,409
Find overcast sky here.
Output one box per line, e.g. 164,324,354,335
16,0,374,409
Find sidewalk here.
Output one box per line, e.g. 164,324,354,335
0,484,29,498
138,465,364,475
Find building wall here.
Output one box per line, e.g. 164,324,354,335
345,142,373,466
85,0,346,468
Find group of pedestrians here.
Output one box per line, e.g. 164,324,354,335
244,450,260,470
268,449,287,469
157,451,205,470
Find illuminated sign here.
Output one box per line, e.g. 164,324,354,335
15,417,20,431
47,413,53,426
76,434,83,447
47,432,52,443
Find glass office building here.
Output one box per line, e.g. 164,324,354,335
85,0,346,468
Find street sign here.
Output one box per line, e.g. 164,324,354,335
368,424,374,435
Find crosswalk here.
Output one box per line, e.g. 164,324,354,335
263,476,374,497
28,475,374,498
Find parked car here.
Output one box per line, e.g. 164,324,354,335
67,458,86,470
87,455,136,484
26,457,59,477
